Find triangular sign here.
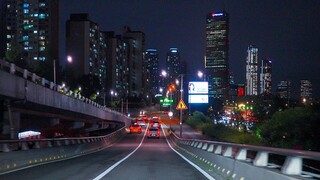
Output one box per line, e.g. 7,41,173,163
176,99,188,110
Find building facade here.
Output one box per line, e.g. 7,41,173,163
166,48,181,84
260,58,272,95
300,79,312,103
66,13,107,87
145,49,159,97
276,80,291,103
205,11,230,100
245,45,259,96
1,0,59,65
122,26,146,98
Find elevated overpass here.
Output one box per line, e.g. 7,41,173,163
0,59,130,140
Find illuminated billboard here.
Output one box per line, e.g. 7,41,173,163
188,95,209,103
188,82,208,94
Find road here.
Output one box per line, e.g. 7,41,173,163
0,125,210,180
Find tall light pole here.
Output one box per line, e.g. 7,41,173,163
53,59,56,84
168,111,173,129
180,74,183,137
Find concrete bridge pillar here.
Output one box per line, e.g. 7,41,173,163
50,118,60,126
1,103,20,140
73,122,85,129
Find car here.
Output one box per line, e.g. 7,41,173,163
136,118,146,126
147,127,160,138
150,121,161,128
129,124,142,133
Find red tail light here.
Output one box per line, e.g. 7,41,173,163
147,129,150,135
157,130,160,136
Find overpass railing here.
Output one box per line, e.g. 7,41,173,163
0,59,126,118
0,127,128,174
169,130,320,179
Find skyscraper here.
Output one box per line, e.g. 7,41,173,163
300,79,312,103
145,49,159,96
260,58,272,95
1,0,59,64
166,48,181,83
66,13,107,87
246,45,259,96
205,11,230,100
276,80,291,104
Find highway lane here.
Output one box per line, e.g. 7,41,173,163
0,126,210,180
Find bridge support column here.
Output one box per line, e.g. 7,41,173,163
73,122,85,128
1,103,20,140
50,118,60,126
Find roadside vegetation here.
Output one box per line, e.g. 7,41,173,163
185,105,320,151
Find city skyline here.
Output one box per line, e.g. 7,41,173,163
56,1,319,99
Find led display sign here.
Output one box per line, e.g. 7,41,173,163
188,95,209,104
188,82,208,94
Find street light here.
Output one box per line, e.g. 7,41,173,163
67,55,73,63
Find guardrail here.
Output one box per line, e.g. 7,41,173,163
0,59,125,118
0,127,128,174
169,131,320,179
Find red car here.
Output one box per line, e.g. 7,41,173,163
129,124,142,133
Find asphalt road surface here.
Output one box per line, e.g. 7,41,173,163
1,126,210,180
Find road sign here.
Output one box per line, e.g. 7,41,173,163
176,99,188,110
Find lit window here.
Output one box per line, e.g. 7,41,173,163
39,14,45,19
22,36,28,40
39,3,46,7
34,14,38,17
7,4,10,8
39,41,45,46
34,30,38,34
7,35,11,39
7,26,11,30
24,42,29,46
23,9,29,14
39,36,45,40
23,3,29,8
34,57,38,60
39,47,45,51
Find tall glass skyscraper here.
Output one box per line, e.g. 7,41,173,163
246,45,259,96
205,11,230,100
166,48,181,83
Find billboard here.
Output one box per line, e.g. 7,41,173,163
188,95,209,103
188,82,208,94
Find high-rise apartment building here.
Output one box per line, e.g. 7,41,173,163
246,45,259,96
300,79,312,103
145,49,159,96
166,48,181,83
0,0,17,59
205,11,230,100
105,32,129,99
0,0,59,64
260,58,272,95
66,13,107,87
122,26,146,98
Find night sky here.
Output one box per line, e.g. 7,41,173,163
60,0,320,99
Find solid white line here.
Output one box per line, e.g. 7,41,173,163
162,127,215,180
92,125,148,180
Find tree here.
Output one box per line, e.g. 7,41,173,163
5,40,26,68
258,106,320,151
77,74,101,99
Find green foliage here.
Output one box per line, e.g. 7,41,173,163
258,106,320,151
185,111,262,145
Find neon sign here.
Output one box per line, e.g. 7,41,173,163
212,12,224,17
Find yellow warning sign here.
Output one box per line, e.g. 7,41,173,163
176,99,188,110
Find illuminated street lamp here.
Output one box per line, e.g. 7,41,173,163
67,55,73,63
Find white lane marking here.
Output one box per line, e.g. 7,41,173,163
92,124,149,180
162,127,215,180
